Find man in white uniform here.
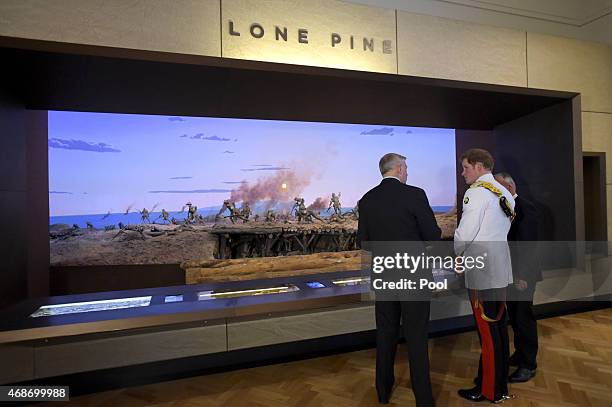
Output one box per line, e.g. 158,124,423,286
454,148,515,403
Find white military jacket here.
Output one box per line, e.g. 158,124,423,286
454,173,515,289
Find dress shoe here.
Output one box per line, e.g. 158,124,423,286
509,367,536,383
458,386,512,404
457,386,486,402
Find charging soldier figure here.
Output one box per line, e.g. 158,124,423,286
139,208,150,223
264,209,277,222
240,202,252,223
292,197,322,223
215,199,245,224
156,209,170,224
454,148,515,404
327,192,343,219
185,202,198,224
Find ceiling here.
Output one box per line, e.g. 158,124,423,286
436,0,612,26
344,0,612,44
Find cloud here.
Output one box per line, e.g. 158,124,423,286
169,176,193,180
241,166,291,172
49,191,72,194
168,117,186,122
223,150,234,154
360,127,394,136
180,134,188,138
405,129,413,134
148,189,232,194
253,164,273,167
189,133,230,141
48,138,121,153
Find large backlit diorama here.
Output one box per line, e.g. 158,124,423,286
48,112,457,285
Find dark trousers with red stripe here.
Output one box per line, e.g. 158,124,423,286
470,288,510,401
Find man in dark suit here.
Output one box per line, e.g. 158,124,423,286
358,153,441,406
495,172,542,383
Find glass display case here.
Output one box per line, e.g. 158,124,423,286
30,296,152,318
198,284,300,300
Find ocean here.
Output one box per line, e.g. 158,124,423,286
50,205,455,229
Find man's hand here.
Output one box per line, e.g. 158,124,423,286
515,279,528,291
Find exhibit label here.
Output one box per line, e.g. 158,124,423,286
222,0,397,74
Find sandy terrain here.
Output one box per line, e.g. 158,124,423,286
49,212,457,267
50,224,218,267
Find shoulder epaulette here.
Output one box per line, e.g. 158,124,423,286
470,181,515,220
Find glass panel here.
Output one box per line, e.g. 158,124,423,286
198,285,299,300
30,296,152,317
331,277,370,286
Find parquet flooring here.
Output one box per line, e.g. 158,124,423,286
40,308,612,406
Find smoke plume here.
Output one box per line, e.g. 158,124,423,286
307,197,329,212
230,169,311,208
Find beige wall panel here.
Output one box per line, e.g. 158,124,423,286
34,323,226,378
528,33,612,113
396,12,526,87
0,0,220,56
222,0,396,73
582,112,612,184
227,305,375,350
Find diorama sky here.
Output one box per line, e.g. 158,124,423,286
48,111,456,217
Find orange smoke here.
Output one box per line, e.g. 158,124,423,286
230,170,311,207
308,197,329,211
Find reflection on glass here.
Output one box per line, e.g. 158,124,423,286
331,277,370,286
164,295,184,303
433,268,456,276
30,296,152,318
305,281,325,289
198,285,299,300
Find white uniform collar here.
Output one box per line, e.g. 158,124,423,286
475,173,494,183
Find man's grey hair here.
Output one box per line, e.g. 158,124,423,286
379,153,406,176
495,171,516,189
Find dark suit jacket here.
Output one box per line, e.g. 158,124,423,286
357,178,441,244
508,196,542,283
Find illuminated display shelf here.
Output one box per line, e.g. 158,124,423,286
30,296,152,318
332,277,370,286
198,284,300,300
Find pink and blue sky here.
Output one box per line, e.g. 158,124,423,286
48,111,456,216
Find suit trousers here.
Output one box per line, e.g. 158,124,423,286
507,284,538,370
375,300,434,407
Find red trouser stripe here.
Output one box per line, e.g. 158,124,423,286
473,302,496,400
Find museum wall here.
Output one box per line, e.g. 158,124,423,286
0,0,610,300
0,91,49,308
0,93,28,309
0,0,221,57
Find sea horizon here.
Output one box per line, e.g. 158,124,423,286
50,205,455,228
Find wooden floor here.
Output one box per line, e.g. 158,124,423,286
42,308,612,406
